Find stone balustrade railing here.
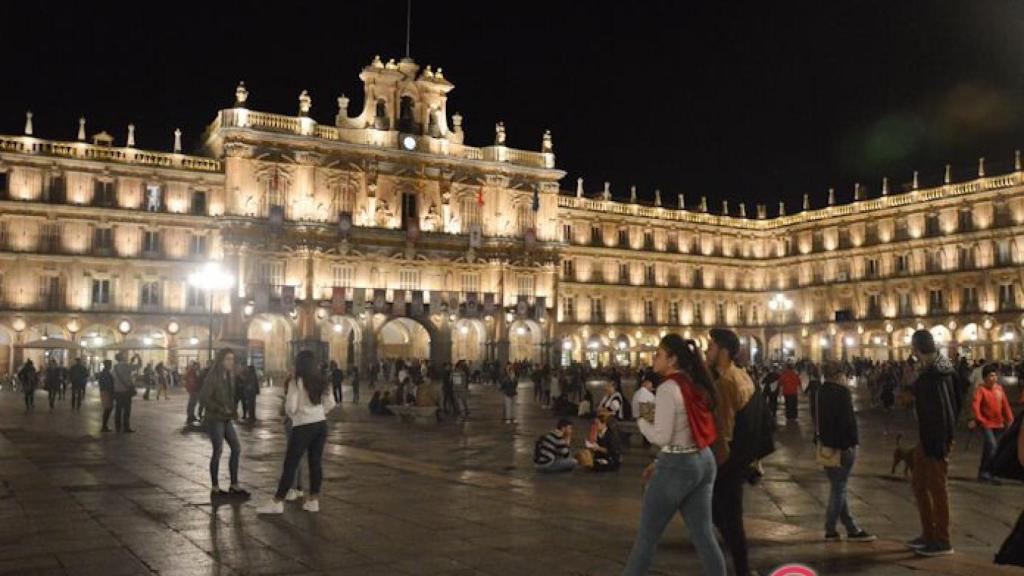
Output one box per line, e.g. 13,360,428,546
0,135,222,172
215,109,553,169
560,170,1022,228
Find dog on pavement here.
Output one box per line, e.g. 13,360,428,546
891,433,915,477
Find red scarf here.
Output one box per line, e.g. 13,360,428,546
665,372,717,449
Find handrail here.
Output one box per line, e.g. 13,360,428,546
0,135,222,172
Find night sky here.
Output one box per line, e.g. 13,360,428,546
4,1,1024,212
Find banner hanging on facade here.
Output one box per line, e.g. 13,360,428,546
393,289,406,316
373,289,386,313
331,286,346,315
411,290,424,317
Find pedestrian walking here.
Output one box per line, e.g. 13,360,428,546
155,362,170,400
184,361,201,426
329,360,343,404
970,363,1014,484
780,362,801,420
69,357,89,411
350,366,360,404
18,359,37,411
811,361,876,543
45,360,61,410
622,334,725,575
98,360,114,432
501,366,518,424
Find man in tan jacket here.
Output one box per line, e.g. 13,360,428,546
708,328,756,576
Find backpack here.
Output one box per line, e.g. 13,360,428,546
991,410,1024,481
730,387,776,466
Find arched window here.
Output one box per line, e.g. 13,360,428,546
374,99,390,130
398,96,415,132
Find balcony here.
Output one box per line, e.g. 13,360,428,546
999,299,1018,312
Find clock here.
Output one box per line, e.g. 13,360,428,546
402,135,417,151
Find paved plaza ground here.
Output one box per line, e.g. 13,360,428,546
1,381,1023,576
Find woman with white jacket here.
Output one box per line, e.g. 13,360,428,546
258,350,335,514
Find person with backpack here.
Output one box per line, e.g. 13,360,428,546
906,330,960,557
970,363,1015,485
534,419,576,473
622,334,725,575
706,328,756,576
810,361,876,543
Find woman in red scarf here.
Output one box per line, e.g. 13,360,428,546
622,334,725,575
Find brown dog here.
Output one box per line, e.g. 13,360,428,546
891,434,915,477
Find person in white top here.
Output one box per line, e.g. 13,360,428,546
598,381,625,420
623,334,726,576
631,376,656,422
258,350,336,515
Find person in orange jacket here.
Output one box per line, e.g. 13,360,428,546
780,363,802,420
971,363,1015,484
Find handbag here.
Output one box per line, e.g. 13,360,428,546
814,390,841,468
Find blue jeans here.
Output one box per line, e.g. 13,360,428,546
978,427,1003,479
208,420,240,488
623,448,726,575
824,446,861,534
536,457,577,473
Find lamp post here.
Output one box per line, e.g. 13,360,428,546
768,293,793,362
187,262,234,365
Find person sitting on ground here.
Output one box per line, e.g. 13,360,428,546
416,378,440,408
583,411,622,472
534,419,576,473
598,381,625,420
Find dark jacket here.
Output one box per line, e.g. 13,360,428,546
913,356,961,459
69,363,89,386
98,370,114,394
811,381,859,450
199,368,237,422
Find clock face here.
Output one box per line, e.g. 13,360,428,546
402,135,417,151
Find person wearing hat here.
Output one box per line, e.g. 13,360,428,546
706,328,755,576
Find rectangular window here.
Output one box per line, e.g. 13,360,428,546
644,300,655,323
619,263,630,284
669,301,680,324
896,254,908,274
142,231,160,254
867,258,879,278
145,184,163,212
618,228,629,247
186,285,205,308
563,296,575,320
140,281,160,306
737,304,746,325
644,230,654,250
562,223,572,243
590,297,603,322
645,264,656,285
959,210,973,232
999,284,1016,310
189,234,207,257
752,305,759,324
257,261,284,286
868,294,881,317
516,275,535,297
590,225,602,245
333,265,354,287
93,180,115,206
190,190,207,215
716,303,725,324
929,289,945,313
460,272,480,293
694,302,703,324
899,293,913,316
962,286,978,311
91,279,111,305
93,227,113,250
399,270,420,291
997,241,1012,266
460,197,481,232
562,259,574,280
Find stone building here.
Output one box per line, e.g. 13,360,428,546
0,56,1022,378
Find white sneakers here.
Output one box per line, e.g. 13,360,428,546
256,500,284,515
285,489,304,502
256,496,319,514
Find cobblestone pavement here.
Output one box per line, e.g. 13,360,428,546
1,382,1022,576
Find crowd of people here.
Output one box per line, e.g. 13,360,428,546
6,329,1024,573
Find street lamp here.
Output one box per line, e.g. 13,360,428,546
187,261,234,365
768,293,793,362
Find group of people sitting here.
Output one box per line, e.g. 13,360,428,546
534,411,624,473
